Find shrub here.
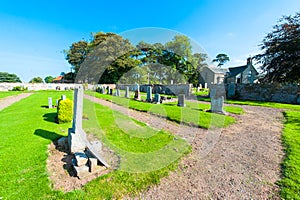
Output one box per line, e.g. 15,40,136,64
12,86,27,91
57,98,73,124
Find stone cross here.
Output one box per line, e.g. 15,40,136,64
146,86,152,102
177,94,185,107
48,97,52,108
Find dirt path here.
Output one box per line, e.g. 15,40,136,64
0,93,33,111
85,95,284,199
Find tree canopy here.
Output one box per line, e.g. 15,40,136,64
65,32,208,85
44,76,54,83
255,12,300,83
0,72,22,83
212,53,230,67
29,77,43,83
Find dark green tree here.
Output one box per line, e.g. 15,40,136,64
0,72,21,83
29,77,43,83
213,53,230,67
255,12,300,83
44,76,54,83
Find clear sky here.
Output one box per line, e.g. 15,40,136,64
0,0,299,82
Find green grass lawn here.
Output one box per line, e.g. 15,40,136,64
85,91,243,129
0,91,23,99
0,90,190,199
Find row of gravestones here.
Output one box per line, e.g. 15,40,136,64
47,95,66,108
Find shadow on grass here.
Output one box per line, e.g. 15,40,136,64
43,112,58,123
34,129,63,141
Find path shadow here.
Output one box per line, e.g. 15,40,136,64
43,113,58,123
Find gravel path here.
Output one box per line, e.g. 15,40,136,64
0,93,33,111
85,95,284,199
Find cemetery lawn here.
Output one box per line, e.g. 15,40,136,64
85,91,243,129
0,91,190,199
0,91,23,99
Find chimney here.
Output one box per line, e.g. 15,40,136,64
247,57,252,66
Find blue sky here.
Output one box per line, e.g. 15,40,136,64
0,0,299,82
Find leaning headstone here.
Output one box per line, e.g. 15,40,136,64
227,83,235,98
61,95,66,100
177,94,186,107
125,86,130,98
146,86,152,102
48,97,53,108
154,93,161,104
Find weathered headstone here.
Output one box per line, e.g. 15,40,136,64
146,86,152,102
61,95,66,100
154,93,161,104
68,86,109,175
197,87,200,92
125,86,130,98
106,86,110,94
101,86,106,94
177,94,186,107
208,88,225,114
109,88,113,95
227,83,235,98
134,84,141,100
48,97,52,108
116,89,120,97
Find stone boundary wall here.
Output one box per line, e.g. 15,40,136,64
222,83,300,104
116,84,192,96
0,83,81,91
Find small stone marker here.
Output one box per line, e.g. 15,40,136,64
177,94,186,107
61,95,66,100
48,97,52,108
146,86,152,102
154,93,161,104
125,86,130,98
204,83,208,89
197,87,200,92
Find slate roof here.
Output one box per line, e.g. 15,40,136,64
227,65,248,78
209,67,229,74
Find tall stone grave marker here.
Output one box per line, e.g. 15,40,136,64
48,97,53,108
134,84,141,100
154,93,161,104
125,86,130,98
177,94,186,107
146,86,152,102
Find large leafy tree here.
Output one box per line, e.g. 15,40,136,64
44,76,54,83
255,12,300,83
212,53,230,67
29,77,43,83
0,72,21,83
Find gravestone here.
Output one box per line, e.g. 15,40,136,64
109,88,113,95
56,99,59,107
116,89,120,96
106,86,110,94
125,86,130,98
204,83,208,89
48,97,52,108
177,94,186,107
197,87,200,92
154,93,161,104
227,83,235,98
208,88,225,114
61,95,66,100
68,86,109,178
146,86,152,102
134,84,141,100
102,86,106,94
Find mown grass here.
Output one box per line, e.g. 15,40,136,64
85,91,243,129
0,91,23,99
0,90,190,199
278,111,300,199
